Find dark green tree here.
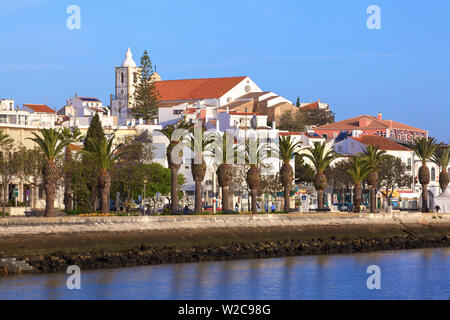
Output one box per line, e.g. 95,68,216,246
84,113,105,151
378,155,412,206
131,50,160,121
295,155,314,184
83,113,105,211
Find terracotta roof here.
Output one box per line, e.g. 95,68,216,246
237,92,270,99
300,101,320,110
352,135,411,151
89,107,106,114
315,115,427,133
219,100,252,111
379,119,427,133
23,104,56,113
155,76,246,101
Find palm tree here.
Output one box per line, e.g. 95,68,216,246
61,127,83,211
360,145,386,213
158,121,190,213
28,128,69,217
0,130,14,216
303,141,337,211
346,157,372,213
83,136,122,214
409,137,439,212
245,138,268,214
188,127,215,213
276,135,301,212
211,132,236,212
432,146,450,192
0,130,13,146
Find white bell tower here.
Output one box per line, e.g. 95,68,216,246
111,47,139,125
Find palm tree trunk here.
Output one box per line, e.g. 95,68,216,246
422,183,428,213
2,184,7,217
44,160,58,217
251,188,257,214
171,167,178,213
100,170,110,214
92,192,98,212
317,189,324,212
222,186,230,212
370,187,377,213
64,147,73,212
194,180,202,213
45,186,56,217
354,185,362,213
284,184,290,213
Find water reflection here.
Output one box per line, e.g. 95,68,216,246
0,248,448,300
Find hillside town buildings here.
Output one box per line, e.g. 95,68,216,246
1,47,447,214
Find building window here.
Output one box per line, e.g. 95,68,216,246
173,110,183,115
407,158,412,169
121,72,124,84
431,167,436,181
0,115,7,124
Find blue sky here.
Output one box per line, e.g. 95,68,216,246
0,0,449,141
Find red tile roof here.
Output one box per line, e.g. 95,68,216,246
300,101,320,110
352,135,411,151
23,104,56,113
155,76,246,101
315,115,427,133
219,100,252,111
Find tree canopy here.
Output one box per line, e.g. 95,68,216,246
279,107,335,132
131,50,160,121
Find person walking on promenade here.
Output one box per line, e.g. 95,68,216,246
264,202,269,214
271,203,276,213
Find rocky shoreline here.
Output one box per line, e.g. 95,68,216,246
13,234,449,274
1,215,449,275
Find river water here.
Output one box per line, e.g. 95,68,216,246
0,248,448,300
